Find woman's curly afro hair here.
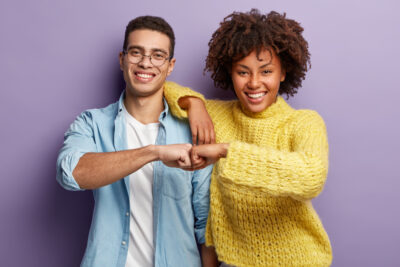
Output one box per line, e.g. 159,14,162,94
205,9,311,97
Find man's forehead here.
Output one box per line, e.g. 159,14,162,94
127,29,170,52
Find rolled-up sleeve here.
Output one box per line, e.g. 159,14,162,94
56,111,97,191
191,165,213,244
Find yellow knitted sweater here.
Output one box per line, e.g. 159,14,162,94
164,81,332,267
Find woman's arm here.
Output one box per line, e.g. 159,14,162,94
164,81,215,145
192,111,329,201
201,245,218,267
179,97,215,145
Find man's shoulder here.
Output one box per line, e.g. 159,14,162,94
79,101,119,122
67,101,120,135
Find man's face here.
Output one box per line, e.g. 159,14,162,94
119,29,175,99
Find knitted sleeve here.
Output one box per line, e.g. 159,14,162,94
163,80,234,123
163,80,206,119
217,111,329,201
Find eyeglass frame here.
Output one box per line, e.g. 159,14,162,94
122,48,172,67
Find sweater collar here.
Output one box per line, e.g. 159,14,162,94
238,96,292,119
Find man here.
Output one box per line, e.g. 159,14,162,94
56,16,215,267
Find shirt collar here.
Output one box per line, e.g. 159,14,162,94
159,98,169,121
117,91,125,114
117,90,169,121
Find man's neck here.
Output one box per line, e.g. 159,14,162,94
124,89,164,124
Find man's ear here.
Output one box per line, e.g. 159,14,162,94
166,58,176,76
119,52,124,71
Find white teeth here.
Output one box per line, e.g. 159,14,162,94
137,73,153,78
247,92,266,99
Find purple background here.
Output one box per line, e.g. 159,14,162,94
1,0,399,266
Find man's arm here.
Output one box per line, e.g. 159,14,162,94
57,111,192,190
73,144,192,189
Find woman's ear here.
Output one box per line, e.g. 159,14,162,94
280,68,286,82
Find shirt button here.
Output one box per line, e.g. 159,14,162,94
126,212,129,216
122,241,126,246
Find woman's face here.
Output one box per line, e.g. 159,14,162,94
231,48,285,113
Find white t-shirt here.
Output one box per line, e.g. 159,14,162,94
122,104,159,267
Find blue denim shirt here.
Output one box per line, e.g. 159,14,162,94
56,91,212,267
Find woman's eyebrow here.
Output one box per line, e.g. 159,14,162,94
259,63,273,68
237,64,250,69
236,63,272,69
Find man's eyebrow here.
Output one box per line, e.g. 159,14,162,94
126,45,143,51
152,48,168,54
126,45,168,54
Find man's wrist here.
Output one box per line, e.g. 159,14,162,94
147,144,161,161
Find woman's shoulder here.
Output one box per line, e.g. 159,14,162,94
292,107,322,117
290,108,326,131
206,98,238,113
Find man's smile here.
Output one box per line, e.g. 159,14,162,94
134,71,156,82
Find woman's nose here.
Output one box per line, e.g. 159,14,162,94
247,75,261,90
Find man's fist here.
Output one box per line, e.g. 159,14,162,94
158,144,193,168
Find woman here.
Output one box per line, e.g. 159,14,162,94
164,9,332,267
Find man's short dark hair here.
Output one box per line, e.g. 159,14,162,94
123,16,175,58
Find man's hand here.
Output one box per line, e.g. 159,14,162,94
190,143,229,169
158,144,193,168
178,97,215,145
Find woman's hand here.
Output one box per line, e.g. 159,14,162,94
190,143,229,169
178,97,215,145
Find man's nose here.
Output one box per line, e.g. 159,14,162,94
138,55,153,68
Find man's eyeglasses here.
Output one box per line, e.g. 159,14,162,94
123,49,171,67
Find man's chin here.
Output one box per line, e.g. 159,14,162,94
126,87,164,98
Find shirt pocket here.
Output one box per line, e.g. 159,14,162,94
162,168,192,200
